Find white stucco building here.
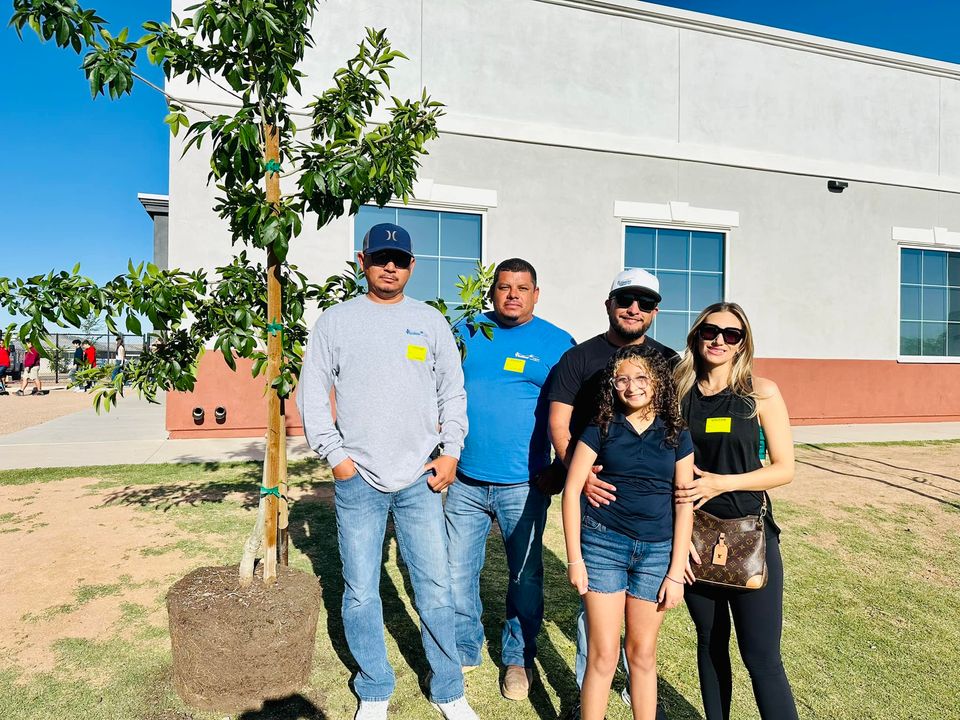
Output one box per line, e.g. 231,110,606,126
162,0,960,436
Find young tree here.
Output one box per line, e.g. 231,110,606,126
2,0,465,585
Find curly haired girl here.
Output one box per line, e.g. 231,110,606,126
562,344,694,720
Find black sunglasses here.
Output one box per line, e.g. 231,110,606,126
611,292,658,312
697,323,745,345
366,250,413,269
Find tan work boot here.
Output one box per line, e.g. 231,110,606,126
500,664,533,700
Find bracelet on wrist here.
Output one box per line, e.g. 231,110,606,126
665,575,683,585
566,558,584,567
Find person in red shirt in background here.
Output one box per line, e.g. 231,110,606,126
0,342,10,394
16,344,42,396
81,339,98,391
83,339,97,368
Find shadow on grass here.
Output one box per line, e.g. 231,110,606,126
803,444,960,485
100,459,326,511
238,693,327,719
797,452,960,510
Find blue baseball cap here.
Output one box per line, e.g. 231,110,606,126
362,223,414,257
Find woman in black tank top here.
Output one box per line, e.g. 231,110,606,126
673,302,799,720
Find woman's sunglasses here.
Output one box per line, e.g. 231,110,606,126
697,323,745,345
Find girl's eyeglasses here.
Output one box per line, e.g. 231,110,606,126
697,323,745,345
612,375,651,391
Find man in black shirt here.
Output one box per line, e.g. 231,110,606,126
547,267,677,719
548,268,678,464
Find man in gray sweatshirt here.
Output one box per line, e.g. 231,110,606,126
297,222,477,720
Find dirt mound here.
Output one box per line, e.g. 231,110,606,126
167,564,322,713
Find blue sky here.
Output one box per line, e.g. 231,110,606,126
2,0,960,330
0,0,169,329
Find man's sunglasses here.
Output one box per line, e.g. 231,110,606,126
366,250,413,269
611,292,658,312
697,323,745,345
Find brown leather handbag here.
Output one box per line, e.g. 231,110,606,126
691,495,768,590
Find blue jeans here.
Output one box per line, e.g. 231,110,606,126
334,472,464,703
444,475,550,668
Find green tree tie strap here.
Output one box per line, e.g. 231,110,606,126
266,320,283,337
259,485,285,499
264,159,281,177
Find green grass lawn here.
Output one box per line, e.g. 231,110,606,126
0,458,957,720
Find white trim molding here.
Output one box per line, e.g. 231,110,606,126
406,179,498,211
892,226,960,248
439,113,960,196
537,0,960,81
614,200,740,229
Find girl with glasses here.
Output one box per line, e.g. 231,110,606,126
673,301,799,720
562,345,694,720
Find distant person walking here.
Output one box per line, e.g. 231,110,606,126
16,344,42,396
70,339,84,391
112,336,126,382
0,341,10,394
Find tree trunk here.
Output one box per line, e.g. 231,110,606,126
263,124,283,585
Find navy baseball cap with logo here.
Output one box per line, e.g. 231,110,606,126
362,223,414,257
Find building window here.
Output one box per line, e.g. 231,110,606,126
624,226,725,351
354,206,482,305
900,247,960,357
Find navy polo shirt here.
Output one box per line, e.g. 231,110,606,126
579,415,694,542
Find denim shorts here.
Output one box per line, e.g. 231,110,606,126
581,514,672,602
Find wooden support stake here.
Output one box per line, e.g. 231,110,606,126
262,124,283,585
279,415,289,566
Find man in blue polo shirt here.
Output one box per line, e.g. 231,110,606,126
446,258,575,702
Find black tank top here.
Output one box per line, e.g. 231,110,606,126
683,385,780,536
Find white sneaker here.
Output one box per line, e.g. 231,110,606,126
355,700,388,720
432,696,480,720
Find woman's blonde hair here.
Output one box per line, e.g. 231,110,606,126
674,302,759,415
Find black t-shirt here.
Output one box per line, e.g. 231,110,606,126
682,385,780,535
580,415,694,542
73,348,84,366
547,333,679,443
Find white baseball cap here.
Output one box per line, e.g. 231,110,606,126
609,268,662,303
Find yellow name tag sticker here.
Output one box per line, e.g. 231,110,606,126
503,357,526,373
705,417,732,433
406,344,427,362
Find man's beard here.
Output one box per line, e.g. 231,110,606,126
609,316,650,342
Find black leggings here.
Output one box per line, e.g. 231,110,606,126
685,535,798,720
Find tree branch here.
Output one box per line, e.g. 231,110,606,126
200,70,246,102
131,71,215,120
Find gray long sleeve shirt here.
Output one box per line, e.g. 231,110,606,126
296,294,468,492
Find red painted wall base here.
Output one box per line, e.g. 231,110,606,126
166,353,304,439
166,354,960,437
754,358,960,425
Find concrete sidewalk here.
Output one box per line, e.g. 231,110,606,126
0,395,314,470
0,395,958,470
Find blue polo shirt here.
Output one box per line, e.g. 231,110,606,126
457,313,575,484
579,415,694,542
